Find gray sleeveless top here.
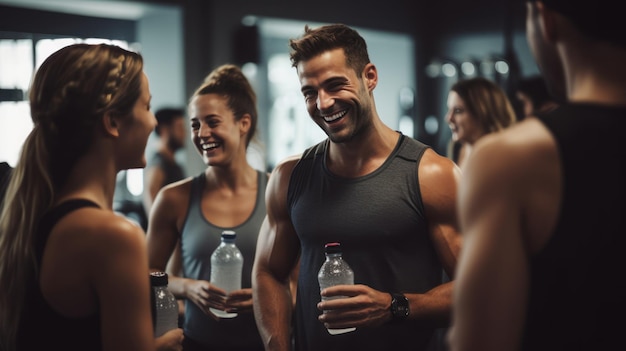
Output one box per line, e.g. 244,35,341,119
180,171,267,349
287,133,442,350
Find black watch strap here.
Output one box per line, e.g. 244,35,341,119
389,292,410,322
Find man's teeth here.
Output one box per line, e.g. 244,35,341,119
323,110,347,122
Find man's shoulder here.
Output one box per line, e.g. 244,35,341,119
484,118,553,153
272,154,304,177
417,147,461,189
275,139,327,173
469,118,557,179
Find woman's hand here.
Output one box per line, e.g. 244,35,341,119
155,328,184,351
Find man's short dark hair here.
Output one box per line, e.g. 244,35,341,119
527,0,626,47
516,75,553,108
154,107,185,136
288,23,371,75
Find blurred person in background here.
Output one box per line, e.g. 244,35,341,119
514,74,558,119
445,77,517,167
143,107,186,215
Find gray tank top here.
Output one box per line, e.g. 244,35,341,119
287,133,442,350
180,170,267,348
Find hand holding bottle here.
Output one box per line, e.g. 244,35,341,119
183,231,249,319
209,230,244,318
184,279,232,317
318,283,408,329
200,285,254,319
221,287,254,315
317,242,356,335
155,328,184,351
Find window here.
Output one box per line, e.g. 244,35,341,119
0,36,132,166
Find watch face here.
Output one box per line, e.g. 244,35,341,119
392,293,409,319
398,305,409,316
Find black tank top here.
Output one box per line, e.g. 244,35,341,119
17,199,102,351
288,134,442,351
524,104,626,350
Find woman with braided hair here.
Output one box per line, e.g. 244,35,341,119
0,43,182,351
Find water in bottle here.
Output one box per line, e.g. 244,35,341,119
317,242,356,335
150,271,179,337
209,230,243,318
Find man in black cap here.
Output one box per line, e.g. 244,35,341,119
448,1,626,350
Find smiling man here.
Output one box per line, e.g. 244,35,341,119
252,23,462,351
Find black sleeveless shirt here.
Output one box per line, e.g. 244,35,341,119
17,199,102,351
523,104,626,350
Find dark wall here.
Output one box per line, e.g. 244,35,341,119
0,5,135,41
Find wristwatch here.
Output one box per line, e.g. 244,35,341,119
389,292,410,321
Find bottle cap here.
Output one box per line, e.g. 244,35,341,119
221,230,236,240
324,242,342,254
150,271,169,286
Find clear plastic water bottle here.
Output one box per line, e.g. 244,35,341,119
150,271,179,337
209,230,243,318
317,242,356,335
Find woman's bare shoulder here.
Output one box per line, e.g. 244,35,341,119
45,207,147,274
55,208,144,248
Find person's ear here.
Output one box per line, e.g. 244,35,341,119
537,1,558,43
239,113,252,137
102,112,120,138
363,63,378,91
